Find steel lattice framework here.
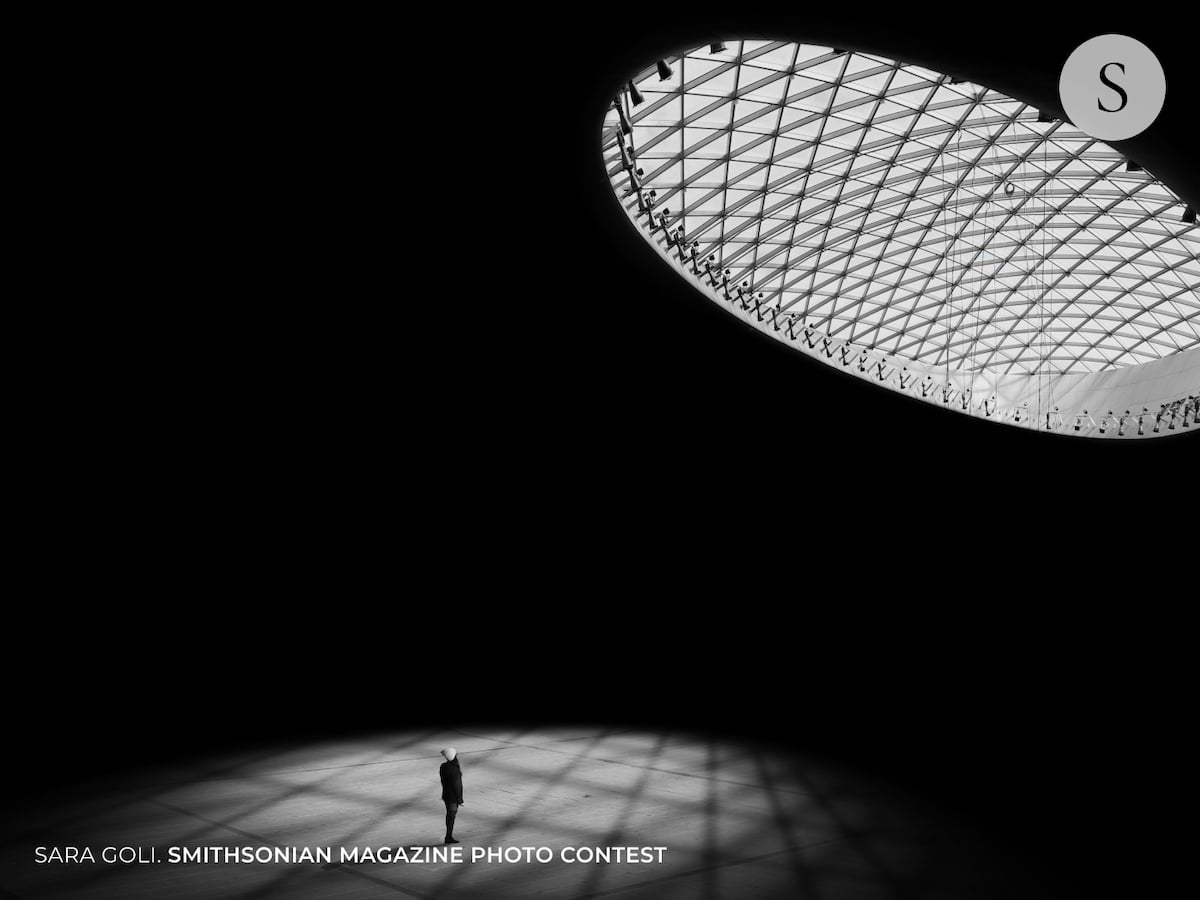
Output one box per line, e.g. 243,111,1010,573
604,41,1200,378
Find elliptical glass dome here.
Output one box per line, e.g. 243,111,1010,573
603,40,1199,438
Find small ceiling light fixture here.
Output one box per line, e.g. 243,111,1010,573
709,42,726,54
1126,160,1143,172
612,97,631,135
1037,109,1056,123
1184,206,1197,224
656,59,673,81
628,81,644,106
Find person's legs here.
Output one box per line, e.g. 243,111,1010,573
444,801,459,843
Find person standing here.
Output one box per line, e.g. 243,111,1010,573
439,748,463,844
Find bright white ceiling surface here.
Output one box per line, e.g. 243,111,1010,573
603,41,1199,438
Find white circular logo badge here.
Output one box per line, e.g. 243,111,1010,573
1059,34,1166,141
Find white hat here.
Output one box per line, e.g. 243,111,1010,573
441,747,457,761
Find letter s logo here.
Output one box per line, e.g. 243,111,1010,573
1098,62,1129,112
1061,36,1165,140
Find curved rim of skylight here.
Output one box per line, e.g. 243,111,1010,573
602,40,1199,438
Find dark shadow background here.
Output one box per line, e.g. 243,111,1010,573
9,9,1197,899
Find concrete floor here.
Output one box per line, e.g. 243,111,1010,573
0,728,1064,899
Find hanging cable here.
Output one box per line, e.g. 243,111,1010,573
959,128,975,415
986,120,1005,419
940,116,952,403
1039,129,1051,426
1024,117,1043,430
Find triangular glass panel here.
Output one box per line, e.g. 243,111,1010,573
682,55,728,81
804,57,847,83
755,45,797,72
889,67,934,91
795,44,834,66
683,92,725,120
682,126,725,151
738,167,769,191
732,99,777,124
730,130,769,157
843,53,881,77
698,68,738,98
789,86,835,114
744,74,789,105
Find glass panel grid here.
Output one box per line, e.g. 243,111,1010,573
608,42,1200,376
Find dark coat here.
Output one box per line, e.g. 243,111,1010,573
440,759,463,804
